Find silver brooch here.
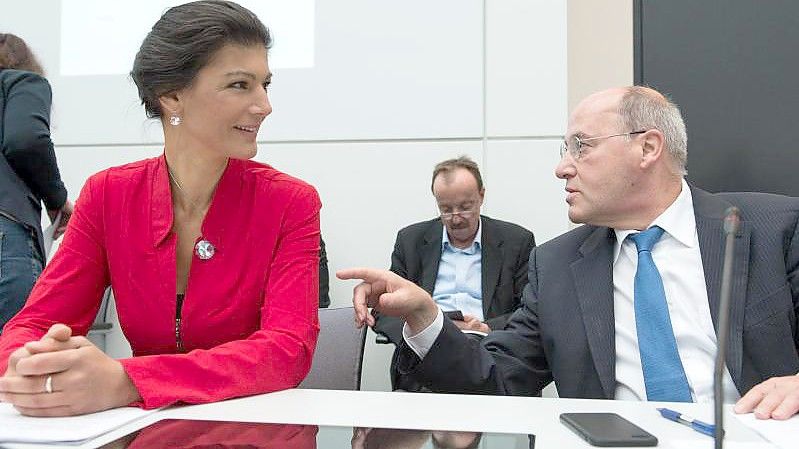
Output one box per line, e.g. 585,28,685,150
195,239,215,260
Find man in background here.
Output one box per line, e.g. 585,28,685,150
373,156,535,390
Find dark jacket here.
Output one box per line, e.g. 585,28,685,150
0,69,67,259
319,237,330,308
375,215,535,391
374,215,535,345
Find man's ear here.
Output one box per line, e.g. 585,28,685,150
640,129,666,169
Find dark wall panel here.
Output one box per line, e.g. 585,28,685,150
635,0,799,196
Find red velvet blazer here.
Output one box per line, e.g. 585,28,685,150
0,155,321,408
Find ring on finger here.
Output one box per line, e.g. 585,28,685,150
44,375,53,394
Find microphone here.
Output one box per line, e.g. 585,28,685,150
714,206,740,449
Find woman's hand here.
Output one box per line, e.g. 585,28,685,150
47,200,74,240
0,324,141,416
2,324,76,377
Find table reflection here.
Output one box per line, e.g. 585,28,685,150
98,419,532,449
98,419,318,449
351,428,482,449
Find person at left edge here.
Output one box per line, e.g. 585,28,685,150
0,33,74,333
0,0,320,416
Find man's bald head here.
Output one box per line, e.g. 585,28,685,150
572,86,687,176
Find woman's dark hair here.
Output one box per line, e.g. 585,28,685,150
131,0,272,118
0,33,45,76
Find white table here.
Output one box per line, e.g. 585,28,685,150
3,389,769,448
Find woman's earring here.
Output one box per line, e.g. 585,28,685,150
169,115,182,126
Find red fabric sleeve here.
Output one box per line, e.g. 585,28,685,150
0,173,109,374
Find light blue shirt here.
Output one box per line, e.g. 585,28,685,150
432,221,483,321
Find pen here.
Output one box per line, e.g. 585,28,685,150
657,408,718,438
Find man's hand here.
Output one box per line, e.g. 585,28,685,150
0,324,140,416
453,315,491,334
734,375,799,420
351,427,372,449
337,268,439,335
352,427,431,449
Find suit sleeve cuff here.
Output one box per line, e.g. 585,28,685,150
402,308,443,359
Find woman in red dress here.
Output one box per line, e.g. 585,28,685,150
0,0,320,415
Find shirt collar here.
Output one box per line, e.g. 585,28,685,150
613,178,696,263
441,217,482,253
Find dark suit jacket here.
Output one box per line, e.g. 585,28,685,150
0,69,67,260
374,215,536,345
398,187,799,399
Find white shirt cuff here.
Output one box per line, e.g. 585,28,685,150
403,308,444,359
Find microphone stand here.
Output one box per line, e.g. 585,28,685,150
714,206,740,449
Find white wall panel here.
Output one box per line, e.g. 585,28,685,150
266,0,484,141
53,146,162,197
3,0,484,145
485,0,567,137
483,139,569,245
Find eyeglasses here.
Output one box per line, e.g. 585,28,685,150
559,130,647,161
439,210,476,221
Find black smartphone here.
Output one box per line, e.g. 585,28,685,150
560,413,658,447
443,310,464,321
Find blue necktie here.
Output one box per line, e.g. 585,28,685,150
630,226,692,402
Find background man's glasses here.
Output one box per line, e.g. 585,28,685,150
439,210,476,221
559,130,646,161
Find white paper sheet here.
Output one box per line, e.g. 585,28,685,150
0,403,156,444
733,413,799,449
664,441,775,449
41,210,61,259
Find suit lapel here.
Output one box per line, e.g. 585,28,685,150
693,187,750,391
420,221,443,294
480,217,502,316
571,227,617,399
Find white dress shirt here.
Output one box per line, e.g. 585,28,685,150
405,180,741,403
613,179,739,403
405,307,444,359
432,220,484,321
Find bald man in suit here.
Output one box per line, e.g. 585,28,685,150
343,86,799,420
